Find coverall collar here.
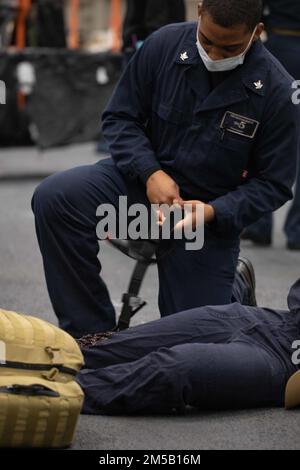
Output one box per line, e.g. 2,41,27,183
174,23,268,112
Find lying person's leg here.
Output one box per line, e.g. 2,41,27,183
80,300,262,370
77,340,285,415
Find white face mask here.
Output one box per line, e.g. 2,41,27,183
196,20,257,72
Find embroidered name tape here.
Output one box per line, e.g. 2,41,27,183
220,111,260,139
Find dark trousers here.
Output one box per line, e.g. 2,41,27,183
123,0,185,49
245,35,300,244
77,301,290,415
32,158,245,338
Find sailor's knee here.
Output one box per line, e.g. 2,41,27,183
31,173,66,219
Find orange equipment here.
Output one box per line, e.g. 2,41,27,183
15,0,31,49
110,0,122,52
15,0,32,109
68,0,80,49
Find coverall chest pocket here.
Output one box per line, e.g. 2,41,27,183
151,102,193,163
208,129,254,186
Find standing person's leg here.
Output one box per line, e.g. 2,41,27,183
78,339,286,415
31,158,150,338
122,0,147,66
241,214,273,246
168,0,186,23
285,160,300,249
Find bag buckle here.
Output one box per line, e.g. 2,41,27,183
45,346,63,364
42,367,60,382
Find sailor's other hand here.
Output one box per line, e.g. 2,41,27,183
146,170,183,206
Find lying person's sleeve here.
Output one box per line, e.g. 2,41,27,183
209,90,300,236
102,33,161,183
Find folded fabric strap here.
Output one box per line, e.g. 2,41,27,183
77,331,115,349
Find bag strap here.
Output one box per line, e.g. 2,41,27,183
116,259,151,331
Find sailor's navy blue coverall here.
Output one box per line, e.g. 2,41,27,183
32,23,299,337
245,0,300,244
77,279,300,415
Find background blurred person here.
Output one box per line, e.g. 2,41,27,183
0,0,17,47
97,0,185,152
122,0,186,63
242,0,300,250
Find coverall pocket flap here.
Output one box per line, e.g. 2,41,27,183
154,102,192,125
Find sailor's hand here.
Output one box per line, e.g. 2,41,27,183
170,200,215,231
146,170,183,206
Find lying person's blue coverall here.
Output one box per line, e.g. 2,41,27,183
77,279,300,414
77,278,300,415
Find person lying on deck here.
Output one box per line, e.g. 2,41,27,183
76,264,300,415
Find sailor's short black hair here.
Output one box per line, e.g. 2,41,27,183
202,0,263,30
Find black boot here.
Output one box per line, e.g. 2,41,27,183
236,257,257,307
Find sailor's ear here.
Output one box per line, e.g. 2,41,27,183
254,22,265,40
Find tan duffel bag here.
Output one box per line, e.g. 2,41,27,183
0,308,84,448
285,370,300,410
